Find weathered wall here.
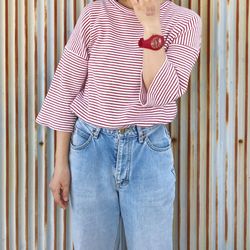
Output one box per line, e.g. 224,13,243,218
0,0,249,249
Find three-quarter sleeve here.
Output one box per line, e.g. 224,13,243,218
138,14,202,107
35,4,92,132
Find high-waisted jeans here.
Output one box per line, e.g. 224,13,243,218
68,117,176,250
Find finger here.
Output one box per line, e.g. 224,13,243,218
59,188,69,209
138,0,145,7
53,188,65,208
130,0,139,7
62,184,69,202
53,187,61,203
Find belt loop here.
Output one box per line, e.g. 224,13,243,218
92,127,101,139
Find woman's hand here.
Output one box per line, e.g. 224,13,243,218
49,162,71,210
130,0,161,29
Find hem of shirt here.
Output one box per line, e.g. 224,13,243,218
35,117,74,133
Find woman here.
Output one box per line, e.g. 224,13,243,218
36,0,202,249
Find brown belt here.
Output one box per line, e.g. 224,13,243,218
118,127,128,134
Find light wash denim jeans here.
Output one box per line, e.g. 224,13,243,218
68,117,176,250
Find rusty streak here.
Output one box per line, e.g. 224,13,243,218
196,43,201,250
64,0,67,46
15,0,19,248
206,0,211,248
234,0,239,248
177,98,180,249
243,0,249,247
197,1,201,249
73,0,77,26
25,0,28,247
225,153,228,242
5,0,9,249
34,0,38,248
44,0,48,235
187,3,192,249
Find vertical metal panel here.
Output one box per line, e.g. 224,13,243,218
0,0,7,249
0,0,249,249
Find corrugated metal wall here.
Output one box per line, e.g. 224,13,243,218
0,0,249,249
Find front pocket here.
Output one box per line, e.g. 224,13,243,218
145,125,171,152
70,127,93,151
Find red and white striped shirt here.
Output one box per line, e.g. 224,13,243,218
35,0,202,132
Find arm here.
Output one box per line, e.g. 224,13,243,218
139,14,202,107
37,4,92,209
36,48,89,132
141,24,166,93
35,3,92,132
49,130,72,210
55,131,72,164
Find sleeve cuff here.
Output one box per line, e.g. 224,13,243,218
35,111,77,133
138,56,173,107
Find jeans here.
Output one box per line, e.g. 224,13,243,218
68,117,176,250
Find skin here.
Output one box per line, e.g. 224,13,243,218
129,0,167,92
49,132,71,210
49,0,167,210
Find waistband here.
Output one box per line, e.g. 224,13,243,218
74,117,168,142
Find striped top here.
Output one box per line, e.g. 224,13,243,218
35,0,202,132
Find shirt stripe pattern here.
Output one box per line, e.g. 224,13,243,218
36,0,202,132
